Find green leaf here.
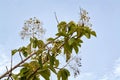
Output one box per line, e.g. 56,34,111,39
30,37,38,48
57,21,67,32
22,63,29,67
77,39,83,43
37,40,44,49
68,38,75,45
91,31,97,37
84,33,91,39
68,21,77,35
73,45,79,53
64,43,72,61
33,39,38,48
11,49,18,55
47,37,55,42
19,47,28,57
40,69,50,80
30,37,34,43
49,66,57,74
54,59,59,68
56,32,67,37
66,53,71,62
38,56,43,69
62,69,70,80
57,69,62,80
64,43,72,54
23,52,28,57
12,74,19,80
20,68,29,77
29,61,39,70
26,43,31,54
36,49,43,55
50,54,55,66
57,69,70,80
64,69,70,77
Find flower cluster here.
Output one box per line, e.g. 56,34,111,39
20,17,45,39
68,55,82,77
78,8,92,27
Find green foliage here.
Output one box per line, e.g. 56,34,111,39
57,68,70,80
12,49,18,55
0,9,97,80
10,19,96,79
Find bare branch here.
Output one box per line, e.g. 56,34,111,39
54,12,59,24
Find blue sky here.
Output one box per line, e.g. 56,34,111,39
0,0,120,80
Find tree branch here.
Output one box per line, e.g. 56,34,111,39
0,52,36,79
0,36,60,79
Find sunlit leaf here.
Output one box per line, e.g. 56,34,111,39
11,49,18,55
47,37,55,42
32,38,38,48
54,59,59,68
38,56,43,69
37,40,44,49
68,21,77,35
57,69,70,80
39,69,50,80
22,63,29,67
20,68,29,77
84,33,91,39
49,66,57,74
57,21,67,32
56,32,67,37
50,54,55,66
91,31,97,37
64,43,72,54
68,38,75,45
26,43,31,54
66,53,71,62
29,61,39,71
57,69,61,80
19,47,28,57
73,45,79,53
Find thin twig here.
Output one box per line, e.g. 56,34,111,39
19,52,23,61
6,66,10,80
62,56,76,68
10,54,13,75
5,66,9,73
54,12,59,24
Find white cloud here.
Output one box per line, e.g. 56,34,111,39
99,57,120,80
99,76,109,80
64,57,120,80
113,57,120,77
99,74,112,80
73,57,120,80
